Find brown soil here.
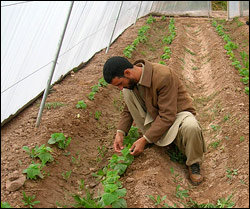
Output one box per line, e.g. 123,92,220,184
1,15,249,208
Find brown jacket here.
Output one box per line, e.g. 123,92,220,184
117,59,196,143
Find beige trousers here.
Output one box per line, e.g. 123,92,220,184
123,89,206,166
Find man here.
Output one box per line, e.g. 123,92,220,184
103,56,206,185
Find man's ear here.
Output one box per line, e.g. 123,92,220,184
124,69,132,77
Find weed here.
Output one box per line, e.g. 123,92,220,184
226,168,238,180
45,102,65,109
95,111,102,120
62,170,72,181
209,139,220,148
184,47,196,55
175,185,189,200
1,202,12,208
22,191,40,208
211,124,220,131
147,194,166,206
166,144,186,164
223,114,230,121
240,136,245,142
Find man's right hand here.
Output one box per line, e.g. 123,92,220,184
114,131,124,153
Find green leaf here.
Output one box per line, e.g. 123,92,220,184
104,183,118,193
48,138,56,144
1,202,12,208
115,188,127,198
111,198,127,208
114,163,127,175
102,192,118,206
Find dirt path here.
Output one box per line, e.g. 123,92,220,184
1,16,249,208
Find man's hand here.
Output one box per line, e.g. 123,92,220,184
114,131,124,153
129,136,148,156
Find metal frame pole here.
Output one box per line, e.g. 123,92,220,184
106,1,123,54
35,1,74,127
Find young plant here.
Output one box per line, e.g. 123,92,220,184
22,191,40,208
62,170,72,181
98,77,108,87
146,15,156,24
76,100,87,109
1,202,12,208
44,102,65,109
88,91,96,100
48,133,72,150
147,194,166,206
175,185,189,200
23,144,54,165
23,162,44,180
95,111,102,120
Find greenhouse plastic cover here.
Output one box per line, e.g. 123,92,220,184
1,1,248,125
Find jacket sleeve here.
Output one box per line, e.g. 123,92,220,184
144,70,178,143
117,103,134,135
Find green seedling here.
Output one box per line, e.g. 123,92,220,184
211,124,219,131
146,15,156,24
88,91,96,100
62,170,72,181
240,136,245,142
184,47,196,55
223,114,230,121
48,133,71,150
161,15,166,21
98,77,108,87
1,202,12,208
72,154,81,166
45,102,65,109
95,111,102,120
209,140,220,149
23,144,53,165
226,168,238,180
159,61,166,65
76,100,87,109
216,194,235,208
91,85,99,93
175,185,189,200
23,162,44,180
22,191,40,208
147,194,166,206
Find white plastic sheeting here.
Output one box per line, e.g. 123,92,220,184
151,1,211,17
228,1,249,19
1,1,248,125
1,1,153,125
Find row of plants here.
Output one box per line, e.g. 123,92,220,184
212,19,249,95
159,17,176,65
123,15,157,58
72,126,139,208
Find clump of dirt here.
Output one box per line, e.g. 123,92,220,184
1,15,249,208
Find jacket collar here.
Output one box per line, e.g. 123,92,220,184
133,59,152,88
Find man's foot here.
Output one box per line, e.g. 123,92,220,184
188,163,203,185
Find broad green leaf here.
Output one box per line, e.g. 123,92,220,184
102,192,118,206
111,198,127,208
48,138,56,144
114,163,127,175
115,188,127,198
104,183,118,193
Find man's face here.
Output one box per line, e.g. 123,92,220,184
111,76,137,90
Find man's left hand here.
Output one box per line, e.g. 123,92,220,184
129,137,148,156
